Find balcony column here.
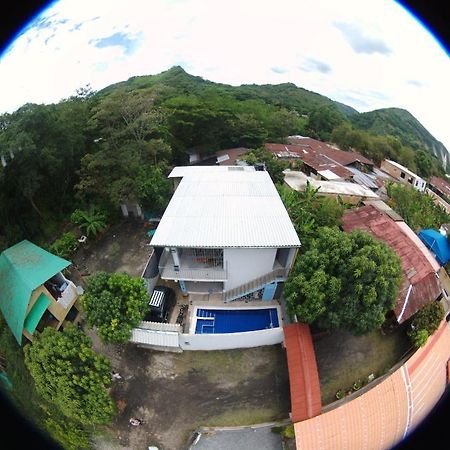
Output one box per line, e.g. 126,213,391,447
170,247,180,267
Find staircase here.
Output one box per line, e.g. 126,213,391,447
223,267,288,303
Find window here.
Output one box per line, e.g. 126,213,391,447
400,172,405,179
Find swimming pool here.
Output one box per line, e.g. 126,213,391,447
194,307,279,334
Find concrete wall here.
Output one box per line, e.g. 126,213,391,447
223,248,277,290
179,327,284,350
380,160,426,192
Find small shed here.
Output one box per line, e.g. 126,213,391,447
418,229,450,266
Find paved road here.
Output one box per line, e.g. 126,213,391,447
193,425,283,450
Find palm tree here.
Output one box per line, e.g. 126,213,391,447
71,208,107,237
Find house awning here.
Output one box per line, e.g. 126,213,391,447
24,293,51,334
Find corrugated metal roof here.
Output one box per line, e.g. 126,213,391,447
284,171,379,199
151,167,301,248
294,320,450,450
342,206,441,323
346,166,379,189
130,328,180,347
0,240,71,344
429,176,450,197
284,323,321,422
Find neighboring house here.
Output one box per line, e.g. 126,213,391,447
428,175,450,201
342,205,445,323
0,240,83,344
150,165,301,302
215,147,250,166
283,170,379,204
380,159,426,192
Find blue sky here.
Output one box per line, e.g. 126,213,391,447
0,0,449,151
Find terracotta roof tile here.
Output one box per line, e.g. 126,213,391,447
342,205,441,323
294,321,450,450
284,323,322,422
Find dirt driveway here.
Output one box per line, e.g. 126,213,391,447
92,343,290,450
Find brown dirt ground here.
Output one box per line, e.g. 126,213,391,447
313,323,411,405
71,221,291,450
71,219,152,281
90,341,290,450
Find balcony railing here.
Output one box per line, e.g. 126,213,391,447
159,265,227,281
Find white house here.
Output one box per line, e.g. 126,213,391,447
380,159,426,192
150,166,301,302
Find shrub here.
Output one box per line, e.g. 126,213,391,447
408,301,444,348
49,232,79,259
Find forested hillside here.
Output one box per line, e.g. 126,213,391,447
0,66,447,251
350,108,450,172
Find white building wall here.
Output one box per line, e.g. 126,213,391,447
179,328,284,350
223,247,277,290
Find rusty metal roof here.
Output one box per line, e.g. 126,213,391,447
284,323,322,422
294,320,450,449
429,176,450,198
215,147,249,165
342,205,441,323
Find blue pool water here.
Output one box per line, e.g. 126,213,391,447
195,308,279,334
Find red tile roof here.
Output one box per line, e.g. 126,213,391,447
429,176,450,198
287,136,374,166
294,320,450,449
265,143,354,180
342,205,441,323
284,323,322,422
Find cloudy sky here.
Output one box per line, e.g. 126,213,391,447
0,0,449,150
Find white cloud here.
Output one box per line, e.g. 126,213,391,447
0,0,449,151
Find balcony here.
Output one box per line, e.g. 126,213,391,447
159,249,227,282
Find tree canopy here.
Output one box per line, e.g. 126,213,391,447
386,182,450,231
82,272,149,343
284,227,403,335
24,324,115,426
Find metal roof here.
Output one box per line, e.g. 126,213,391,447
0,240,71,344
284,171,379,199
284,323,321,422
342,206,441,323
151,166,301,248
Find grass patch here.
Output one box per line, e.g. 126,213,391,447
315,324,411,404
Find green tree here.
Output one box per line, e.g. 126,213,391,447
242,148,288,184
386,182,450,231
407,301,444,348
71,207,108,237
24,324,115,426
284,227,402,334
82,272,148,343
307,105,346,141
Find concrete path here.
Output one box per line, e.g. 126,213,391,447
192,425,284,450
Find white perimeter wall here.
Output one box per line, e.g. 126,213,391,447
179,327,284,350
224,248,277,290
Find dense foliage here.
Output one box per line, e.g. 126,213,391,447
1,66,447,252
278,182,347,250
407,301,445,348
386,182,450,231
1,317,92,449
48,231,79,259
24,324,114,426
350,108,449,173
284,227,403,335
82,272,148,343
241,148,288,184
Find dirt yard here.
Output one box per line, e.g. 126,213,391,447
72,219,152,280
313,323,411,405
90,342,290,450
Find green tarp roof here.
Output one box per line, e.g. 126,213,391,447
24,293,51,334
0,240,71,344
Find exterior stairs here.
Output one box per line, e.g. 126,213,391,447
223,267,288,303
